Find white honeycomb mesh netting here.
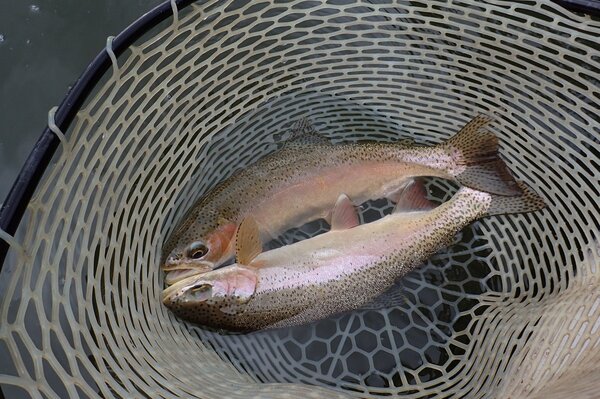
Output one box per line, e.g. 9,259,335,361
0,0,599,398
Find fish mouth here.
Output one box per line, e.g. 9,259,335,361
163,261,214,286
164,268,210,286
162,265,258,306
162,259,214,272
162,283,179,303
162,273,208,302
162,279,191,304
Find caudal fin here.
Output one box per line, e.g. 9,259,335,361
443,115,522,196
486,181,546,216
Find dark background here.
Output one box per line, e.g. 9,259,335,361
0,0,162,203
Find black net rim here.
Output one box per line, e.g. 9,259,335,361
0,0,195,268
0,0,598,268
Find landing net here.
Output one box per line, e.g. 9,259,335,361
0,1,598,398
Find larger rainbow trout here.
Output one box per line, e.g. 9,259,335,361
162,180,545,332
163,116,521,285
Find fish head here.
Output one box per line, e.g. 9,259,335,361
162,265,257,326
163,221,238,285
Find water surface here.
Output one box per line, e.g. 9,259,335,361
0,0,160,202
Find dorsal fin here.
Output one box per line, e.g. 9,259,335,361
235,216,262,265
284,117,330,147
393,179,437,213
331,193,360,230
397,137,416,146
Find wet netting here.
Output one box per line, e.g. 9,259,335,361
1,0,599,398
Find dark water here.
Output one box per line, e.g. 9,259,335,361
0,0,161,203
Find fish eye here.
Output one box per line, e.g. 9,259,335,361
187,242,209,259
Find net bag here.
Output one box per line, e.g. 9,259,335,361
0,0,599,398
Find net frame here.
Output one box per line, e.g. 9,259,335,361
1,0,598,267
0,0,196,267
0,0,599,398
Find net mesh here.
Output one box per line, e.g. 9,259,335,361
1,0,599,398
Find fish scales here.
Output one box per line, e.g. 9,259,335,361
163,182,545,331
218,189,490,331
163,116,521,285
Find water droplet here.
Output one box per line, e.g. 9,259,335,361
29,4,40,13
0,34,5,43
26,39,31,45
162,93,174,105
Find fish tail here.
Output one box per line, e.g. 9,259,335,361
442,115,522,196
485,181,546,217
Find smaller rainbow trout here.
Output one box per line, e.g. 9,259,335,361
163,116,521,285
162,179,545,332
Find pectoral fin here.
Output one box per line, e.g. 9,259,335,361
235,216,262,265
393,178,437,213
331,193,360,230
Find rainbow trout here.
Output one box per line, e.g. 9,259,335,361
162,180,545,332
163,116,521,285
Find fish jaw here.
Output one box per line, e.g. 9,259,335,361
162,265,257,328
162,265,257,303
162,222,237,285
203,221,238,264
164,267,210,286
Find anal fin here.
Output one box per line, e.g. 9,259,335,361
331,193,360,230
393,178,437,213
